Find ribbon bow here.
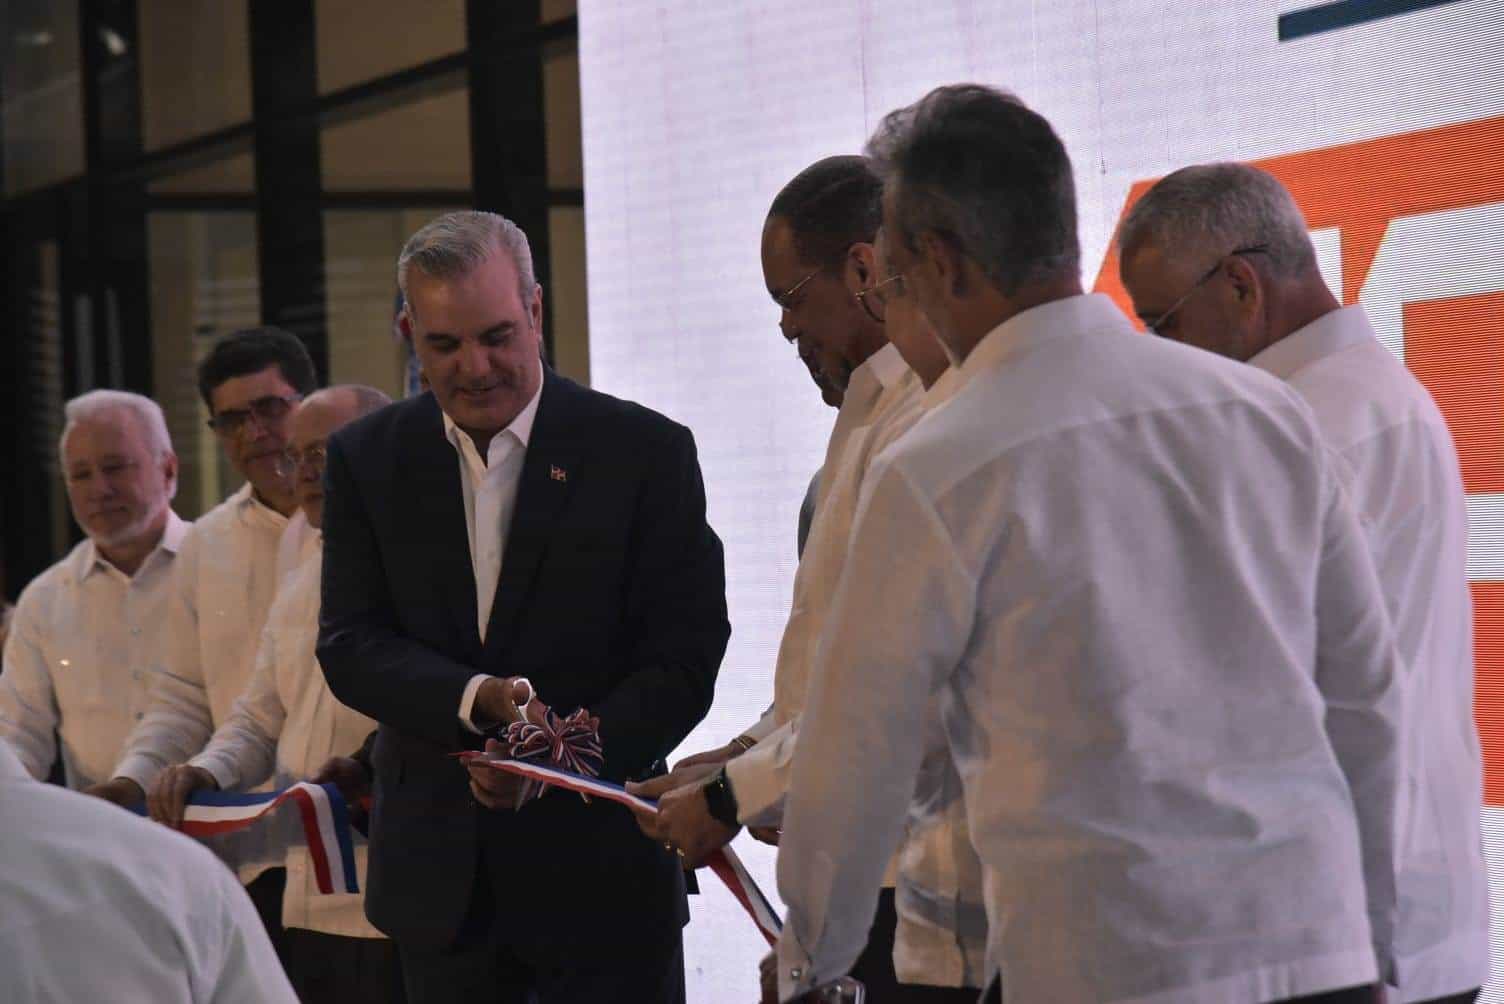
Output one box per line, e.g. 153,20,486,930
504,703,604,803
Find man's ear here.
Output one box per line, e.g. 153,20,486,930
844,242,879,296
917,231,969,299
162,450,180,501
1223,255,1263,317
529,283,545,334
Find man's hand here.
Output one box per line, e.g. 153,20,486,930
465,738,528,811
311,755,370,805
148,765,219,829
627,763,738,867
625,760,721,845
760,950,778,1004
83,777,145,808
471,676,535,730
674,739,746,771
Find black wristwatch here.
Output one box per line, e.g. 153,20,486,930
702,767,740,828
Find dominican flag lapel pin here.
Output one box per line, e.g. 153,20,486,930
550,464,568,483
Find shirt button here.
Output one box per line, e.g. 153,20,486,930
790,967,803,980
135,712,143,720
130,627,141,636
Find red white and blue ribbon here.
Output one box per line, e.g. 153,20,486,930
462,754,784,945
133,782,359,895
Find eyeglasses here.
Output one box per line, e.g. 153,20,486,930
280,443,328,471
206,394,302,436
1146,245,1269,336
772,269,820,312
855,273,906,324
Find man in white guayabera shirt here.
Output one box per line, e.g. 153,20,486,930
0,390,188,789
1118,162,1488,1004
88,327,319,958
634,157,982,1001
0,741,296,1003
151,385,401,1004
774,84,1406,1004
636,216,988,1002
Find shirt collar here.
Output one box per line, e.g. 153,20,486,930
958,293,1130,381
921,364,965,410
231,480,292,531
73,509,191,582
864,342,909,391
1247,305,1376,382
441,364,545,462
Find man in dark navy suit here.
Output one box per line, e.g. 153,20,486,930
316,210,729,1004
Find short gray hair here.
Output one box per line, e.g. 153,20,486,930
396,210,537,312
1117,163,1316,278
866,84,1080,296
58,389,174,466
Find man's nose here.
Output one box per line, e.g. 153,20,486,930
457,340,494,377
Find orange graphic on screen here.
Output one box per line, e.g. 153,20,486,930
1093,114,1504,803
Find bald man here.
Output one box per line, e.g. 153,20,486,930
150,386,404,1004
1119,162,1487,1004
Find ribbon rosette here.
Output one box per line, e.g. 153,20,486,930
504,703,604,803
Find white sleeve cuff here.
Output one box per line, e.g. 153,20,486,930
112,752,167,796
742,705,780,743
188,751,239,792
776,929,819,1001
458,674,496,734
724,723,795,828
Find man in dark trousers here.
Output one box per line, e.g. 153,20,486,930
316,210,730,1004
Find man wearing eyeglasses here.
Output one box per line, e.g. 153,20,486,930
664,157,899,776
1118,163,1487,1004
634,165,983,1001
88,326,319,962
149,385,403,1004
0,390,188,792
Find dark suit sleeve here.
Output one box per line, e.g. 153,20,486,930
591,424,730,779
317,431,476,748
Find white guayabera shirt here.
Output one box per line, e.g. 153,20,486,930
776,294,1405,1004
727,344,986,987
114,481,299,880
0,513,189,788
1249,305,1489,1002
0,741,297,1003
190,539,384,939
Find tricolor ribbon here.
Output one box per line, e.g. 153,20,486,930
462,754,784,946
132,782,359,895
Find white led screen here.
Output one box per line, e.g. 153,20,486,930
577,2,1504,999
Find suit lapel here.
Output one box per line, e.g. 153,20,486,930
407,392,483,661
481,370,580,665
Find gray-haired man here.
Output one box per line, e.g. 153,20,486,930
0,390,189,789
316,210,729,1003
1119,162,1488,1004
774,85,1403,1004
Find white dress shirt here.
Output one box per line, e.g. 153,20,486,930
189,539,384,939
729,345,986,987
775,294,1404,1004
728,343,915,821
113,482,298,880
0,741,297,1003
0,512,189,788
447,369,544,731
1249,305,1489,1001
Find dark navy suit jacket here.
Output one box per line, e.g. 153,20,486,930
317,370,730,957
